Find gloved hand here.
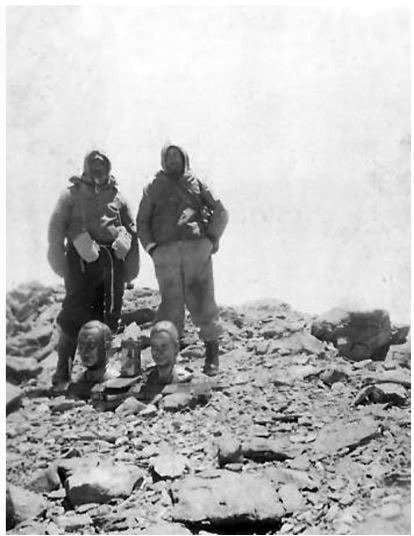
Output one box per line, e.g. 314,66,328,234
73,231,100,263
112,227,132,260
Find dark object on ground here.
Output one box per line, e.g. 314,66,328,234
121,308,156,326
311,308,392,361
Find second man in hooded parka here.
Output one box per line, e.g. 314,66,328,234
137,144,228,375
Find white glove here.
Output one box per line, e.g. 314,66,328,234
112,226,132,260
73,231,100,263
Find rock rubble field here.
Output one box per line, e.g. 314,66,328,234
6,282,411,534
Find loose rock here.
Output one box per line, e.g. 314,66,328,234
65,459,144,506
55,513,93,532
115,396,147,415
313,417,379,456
162,392,193,411
319,366,350,386
354,383,407,406
151,452,188,480
242,438,296,462
216,436,243,467
171,472,284,527
7,484,47,529
6,356,42,383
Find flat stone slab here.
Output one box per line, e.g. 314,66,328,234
171,472,284,527
363,369,411,388
65,459,144,506
242,438,297,462
313,417,379,456
56,513,93,531
105,376,141,392
151,453,188,480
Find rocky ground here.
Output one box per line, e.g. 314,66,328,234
6,282,411,535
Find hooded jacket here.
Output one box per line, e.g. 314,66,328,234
137,144,228,251
47,151,139,281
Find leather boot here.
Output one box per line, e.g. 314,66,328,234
203,340,219,376
51,331,77,392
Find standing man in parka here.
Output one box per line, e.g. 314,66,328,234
47,150,139,391
137,144,228,375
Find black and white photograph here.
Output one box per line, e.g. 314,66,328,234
5,4,411,535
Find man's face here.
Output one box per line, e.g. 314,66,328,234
164,147,184,176
78,330,102,368
151,332,177,368
90,158,108,184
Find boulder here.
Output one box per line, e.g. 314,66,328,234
7,484,47,529
6,382,23,415
311,308,392,361
313,417,379,456
6,356,42,383
65,459,144,506
171,472,284,527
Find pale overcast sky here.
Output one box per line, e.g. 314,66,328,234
7,6,410,321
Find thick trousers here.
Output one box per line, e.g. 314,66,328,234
57,243,125,339
153,238,223,342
